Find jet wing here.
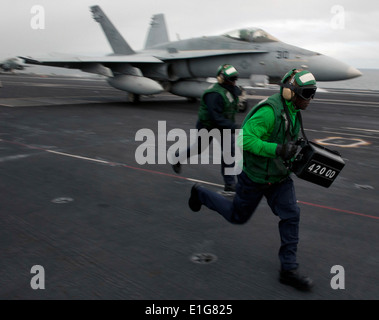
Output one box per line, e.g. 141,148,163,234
20,49,266,67
19,54,164,66
19,54,164,77
19,49,267,77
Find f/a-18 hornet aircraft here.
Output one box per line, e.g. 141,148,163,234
20,5,362,102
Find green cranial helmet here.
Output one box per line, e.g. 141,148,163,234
293,70,317,87
281,69,317,100
217,64,239,81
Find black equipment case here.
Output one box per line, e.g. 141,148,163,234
291,141,345,188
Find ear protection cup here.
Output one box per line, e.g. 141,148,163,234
281,69,297,100
282,86,294,100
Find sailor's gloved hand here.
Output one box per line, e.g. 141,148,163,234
276,141,298,160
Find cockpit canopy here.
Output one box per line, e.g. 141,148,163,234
223,28,279,43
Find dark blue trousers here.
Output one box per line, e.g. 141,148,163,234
197,171,300,271
182,121,236,186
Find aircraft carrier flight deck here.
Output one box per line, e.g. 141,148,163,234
0,74,378,300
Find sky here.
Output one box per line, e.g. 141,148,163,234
2,0,379,69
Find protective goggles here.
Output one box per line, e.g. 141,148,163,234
226,76,238,82
293,86,317,100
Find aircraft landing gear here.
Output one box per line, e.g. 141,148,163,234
127,93,140,104
186,97,198,103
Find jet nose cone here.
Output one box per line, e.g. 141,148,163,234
307,55,362,81
346,66,363,79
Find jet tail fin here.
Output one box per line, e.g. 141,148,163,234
90,5,135,55
144,14,170,49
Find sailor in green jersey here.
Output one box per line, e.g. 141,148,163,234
188,69,317,291
172,64,241,193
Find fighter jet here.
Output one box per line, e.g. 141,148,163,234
20,5,362,102
0,57,28,72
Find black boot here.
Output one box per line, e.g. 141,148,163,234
172,161,182,174
279,269,314,291
188,184,202,212
221,184,236,196
171,150,182,174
